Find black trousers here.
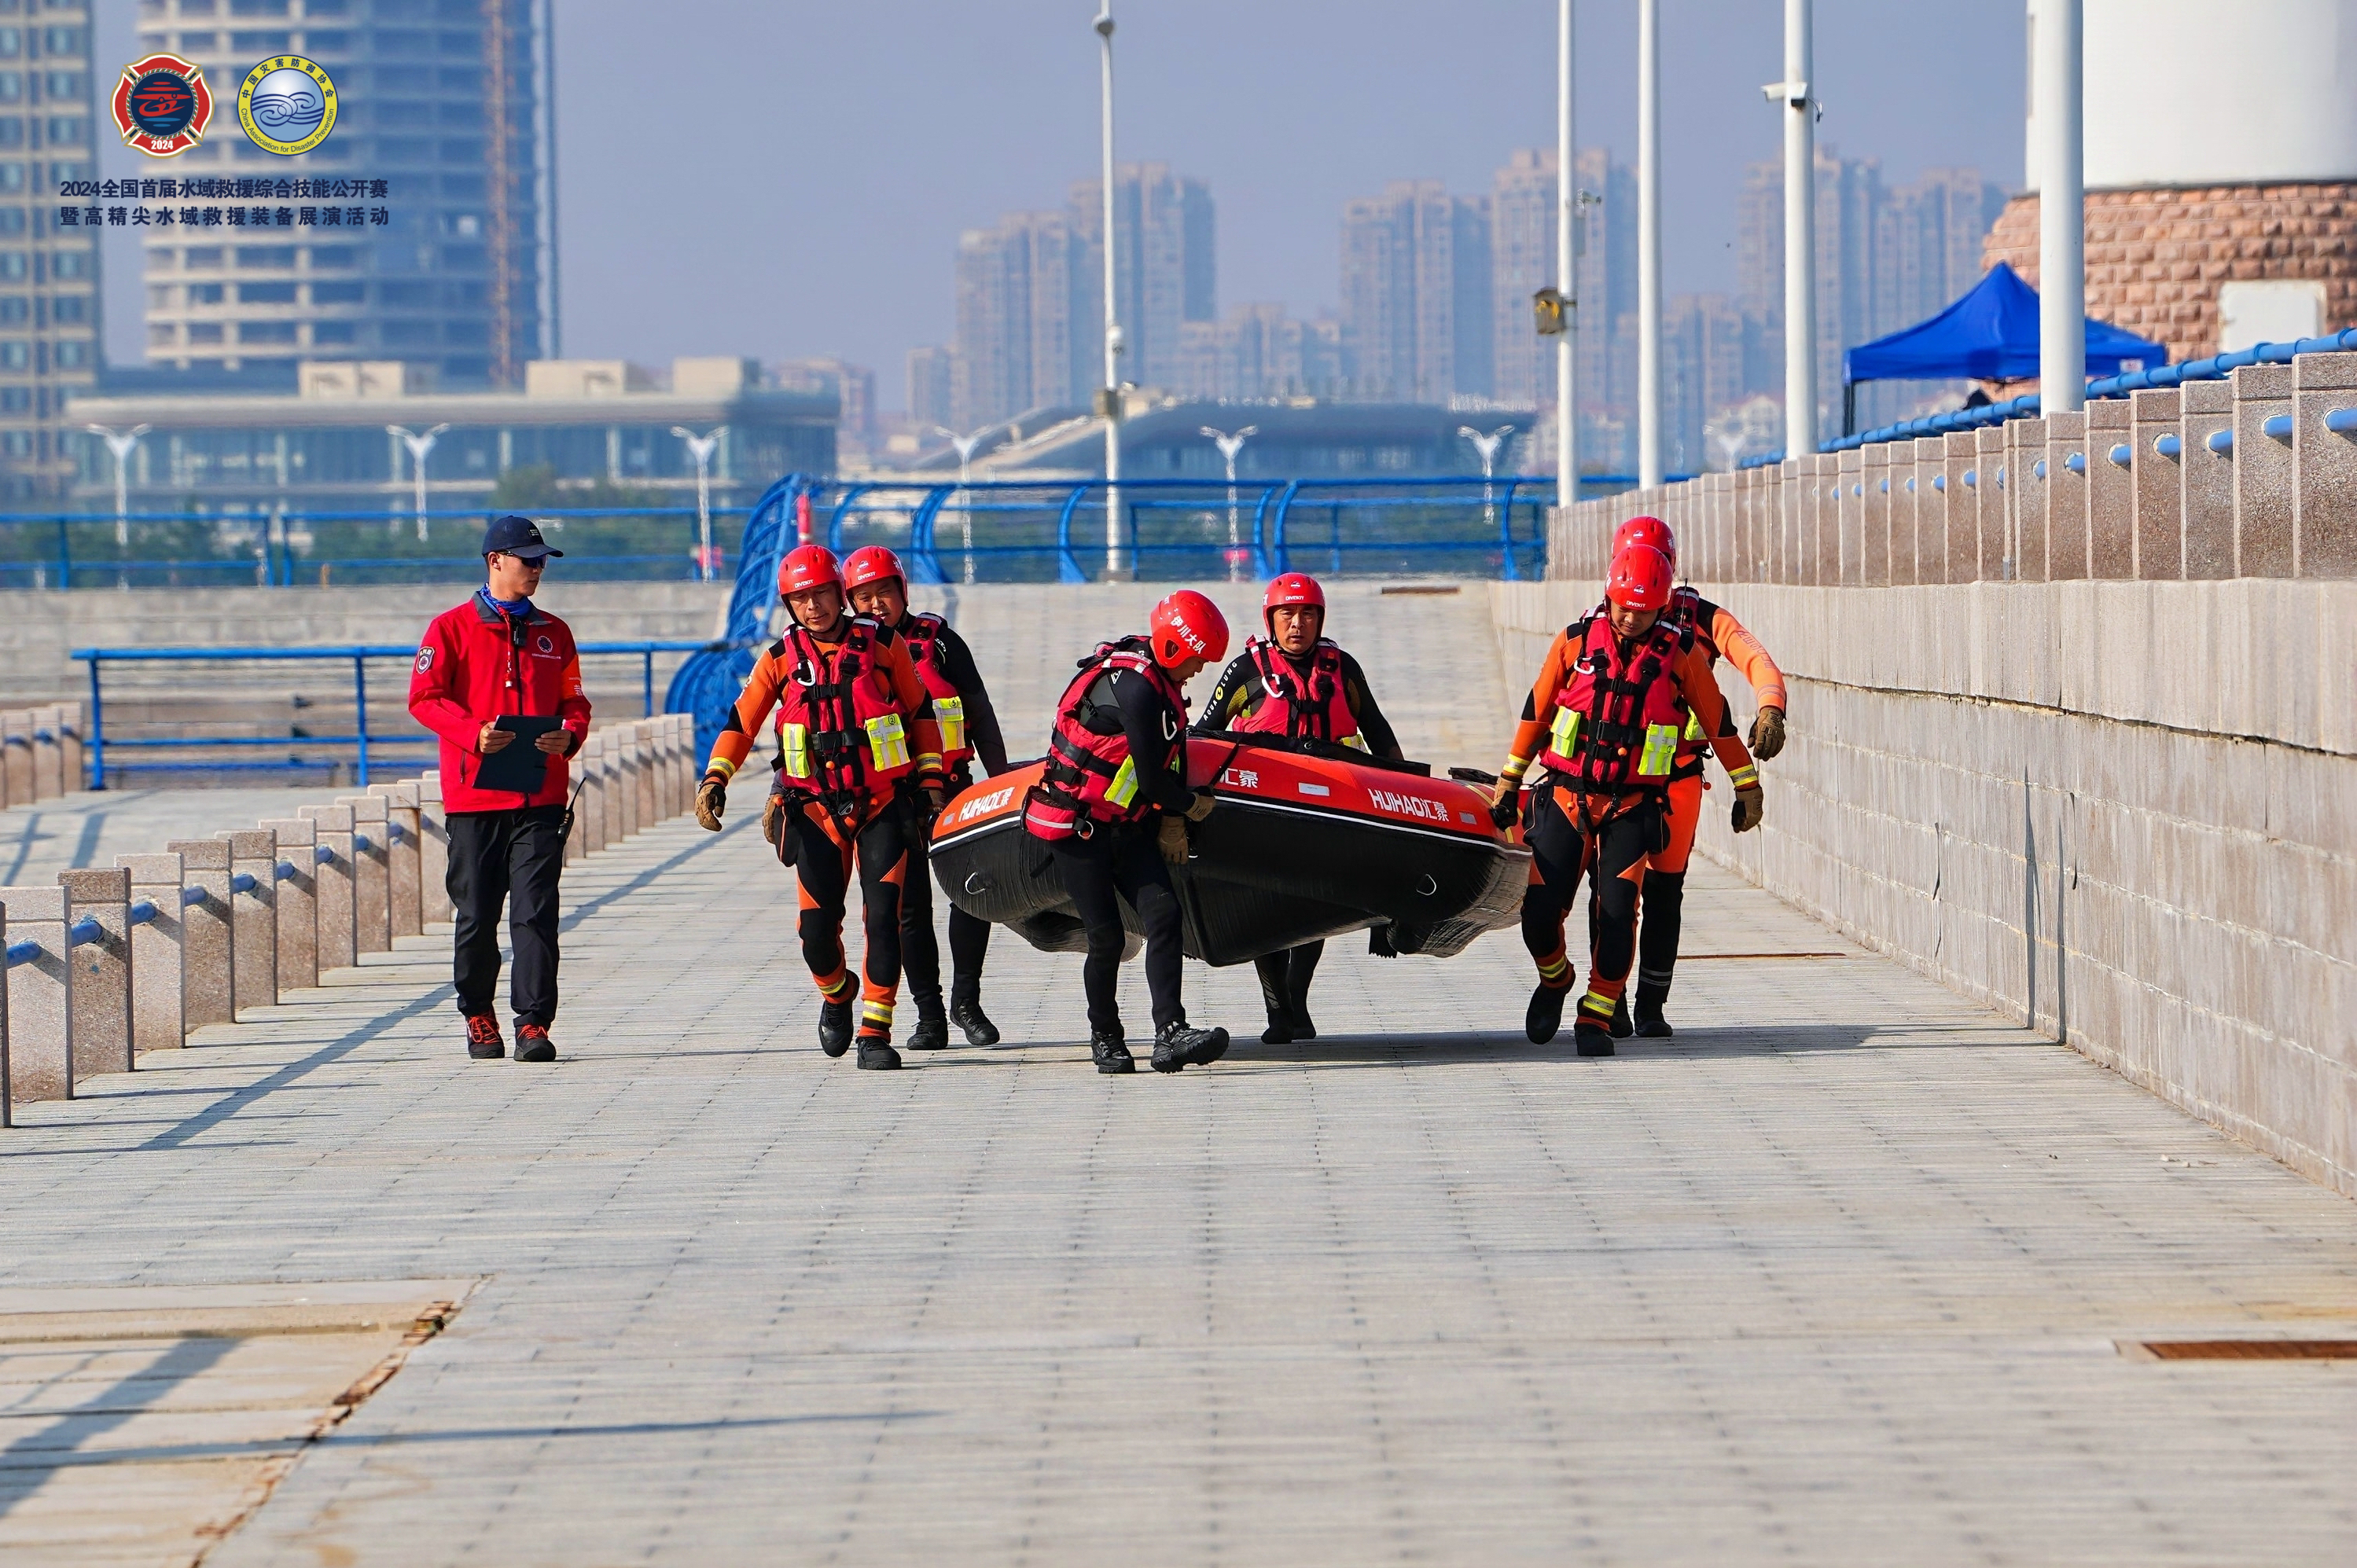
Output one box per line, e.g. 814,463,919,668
899,822,992,1007
1253,941,1323,1019
1050,824,1185,1037
1520,788,1661,1000
786,797,913,1029
447,804,566,1028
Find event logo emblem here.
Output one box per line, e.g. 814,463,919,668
237,55,336,156
112,53,215,157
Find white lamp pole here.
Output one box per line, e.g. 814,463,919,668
1200,424,1256,578
933,424,989,583
1767,0,1817,459
1555,0,1579,512
1096,0,1125,579
387,423,450,541
2036,0,2086,413
671,424,725,582
1460,424,1513,537
1636,0,1664,487
84,422,150,546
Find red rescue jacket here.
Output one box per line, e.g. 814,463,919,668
903,613,972,767
407,591,593,813
1230,637,1363,749
1024,639,1184,842
1536,613,1695,794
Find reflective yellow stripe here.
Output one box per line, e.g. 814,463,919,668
780,723,812,780
1105,755,1139,809
864,713,910,772
1638,722,1679,777
1548,707,1583,757
1579,989,1617,1020
1728,763,1759,789
932,694,966,754
707,755,738,780
861,999,895,1028
1682,708,1705,741
1536,953,1570,981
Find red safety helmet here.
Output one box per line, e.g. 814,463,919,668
1261,571,1326,630
778,543,842,598
1148,589,1230,670
1614,514,1677,574
1604,544,1675,611
840,545,906,594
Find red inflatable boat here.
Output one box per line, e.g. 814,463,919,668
928,734,1529,966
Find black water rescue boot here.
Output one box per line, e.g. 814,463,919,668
948,982,999,1047
1254,953,1292,1045
1574,993,1617,1056
1610,997,1634,1038
1285,944,1322,1040
1525,982,1568,1045
817,994,855,1058
855,1032,903,1070
1632,979,1675,1038
1091,1029,1135,1074
1151,1022,1230,1073
906,993,951,1050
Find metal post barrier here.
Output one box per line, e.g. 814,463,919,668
367,780,424,938
31,704,65,799
340,794,392,954
84,658,105,788
418,772,452,925
118,853,185,1055
299,806,359,972
167,839,235,1030
642,648,655,717
259,819,318,991
2,885,71,1100
218,830,278,1015
2,711,31,806
352,653,372,786
59,867,131,1079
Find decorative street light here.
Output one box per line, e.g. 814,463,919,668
1095,0,1125,579
83,422,150,548
671,425,726,582
933,424,991,583
386,423,450,542
1200,424,1256,579
1460,424,1516,542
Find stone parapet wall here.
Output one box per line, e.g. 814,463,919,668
1985,188,2357,369
1489,578,2357,1200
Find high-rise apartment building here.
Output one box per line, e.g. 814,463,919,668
1340,178,1492,403
1738,152,2007,441
135,0,557,391
947,163,1214,431
1175,303,1349,402
0,0,97,501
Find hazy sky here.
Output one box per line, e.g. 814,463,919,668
97,2,2027,409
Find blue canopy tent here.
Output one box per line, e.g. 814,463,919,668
1840,263,2168,432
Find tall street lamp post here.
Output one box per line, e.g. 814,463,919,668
1460,424,1515,544
933,424,990,583
1200,424,1256,579
1765,0,1817,460
671,425,725,582
1095,0,1126,580
1636,0,1664,488
1556,0,1579,513
387,423,451,542
84,423,150,548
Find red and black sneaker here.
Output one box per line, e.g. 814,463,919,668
514,1023,556,1063
465,1013,504,1060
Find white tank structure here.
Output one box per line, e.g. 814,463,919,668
1987,0,2357,362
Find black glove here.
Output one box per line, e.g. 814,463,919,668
1488,785,1521,831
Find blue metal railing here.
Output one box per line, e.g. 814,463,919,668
75,638,717,789
1743,326,2357,465
0,504,756,592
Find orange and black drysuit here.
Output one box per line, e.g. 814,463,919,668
1634,588,1785,1016
1193,636,1403,1034
892,611,1009,1017
704,615,945,1045
1501,612,1757,1033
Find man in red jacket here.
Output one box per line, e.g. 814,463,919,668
407,515,592,1063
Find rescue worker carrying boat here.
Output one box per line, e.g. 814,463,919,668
840,545,1013,1051
1493,544,1764,1056
1609,515,1788,1038
692,545,947,1071
1193,572,1404,1045
1024,589,1234,1075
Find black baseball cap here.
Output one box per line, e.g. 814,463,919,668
483,513,563,560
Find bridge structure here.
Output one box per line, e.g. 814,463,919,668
0,451,2350,1560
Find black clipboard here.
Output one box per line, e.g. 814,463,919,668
476,715,563,795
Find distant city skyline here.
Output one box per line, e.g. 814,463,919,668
91,2,2028,414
